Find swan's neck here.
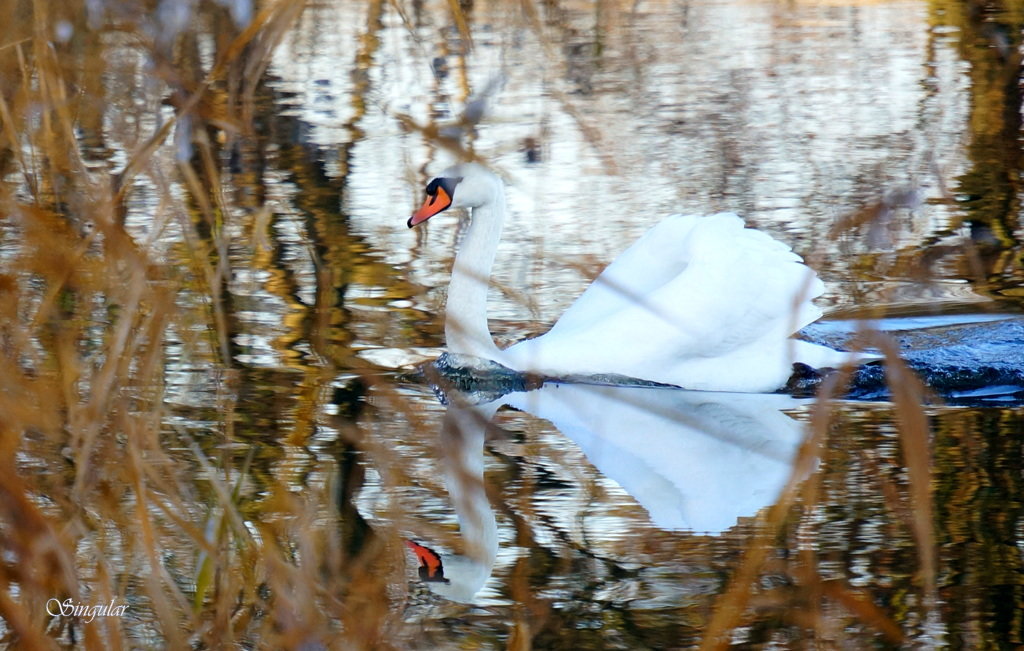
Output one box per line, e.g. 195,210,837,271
446,189,506,359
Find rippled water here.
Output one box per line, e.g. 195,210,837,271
5,0,1024,646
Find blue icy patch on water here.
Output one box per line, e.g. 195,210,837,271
803,313,1016,336
802,316,1024,405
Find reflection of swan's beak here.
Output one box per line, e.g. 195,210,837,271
405,540,450,583
408,187,453,227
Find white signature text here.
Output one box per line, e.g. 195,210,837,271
46,598,129,623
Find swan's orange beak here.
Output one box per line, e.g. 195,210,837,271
408,187,452,228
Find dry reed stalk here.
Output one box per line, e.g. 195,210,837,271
869,332,939,618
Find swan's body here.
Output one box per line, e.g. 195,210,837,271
409,163,860,392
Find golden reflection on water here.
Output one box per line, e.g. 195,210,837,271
0,0,1023,647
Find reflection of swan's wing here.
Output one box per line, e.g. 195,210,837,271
504,384,807,534
504,214,845,391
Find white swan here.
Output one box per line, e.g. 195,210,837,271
408,163,861,392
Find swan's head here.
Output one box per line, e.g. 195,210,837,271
407,163,501,228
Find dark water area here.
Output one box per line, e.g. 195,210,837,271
2,0,1024,647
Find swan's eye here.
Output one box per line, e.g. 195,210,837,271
439,177,462,197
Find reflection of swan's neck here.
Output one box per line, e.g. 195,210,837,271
445,462,498,599
435,402,500,603
446,189,506,359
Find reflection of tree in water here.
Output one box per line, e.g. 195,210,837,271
933,409,1024,647
939,0,1022,267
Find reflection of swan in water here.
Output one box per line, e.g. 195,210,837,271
408,163,866,392
406,384,807,602
505,384,806,532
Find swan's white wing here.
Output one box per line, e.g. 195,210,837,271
503,213,831,391
540,214,706,334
